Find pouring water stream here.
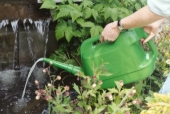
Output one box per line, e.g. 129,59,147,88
21,58,43,99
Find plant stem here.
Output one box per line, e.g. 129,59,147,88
48,102,51,114
112,87,134,114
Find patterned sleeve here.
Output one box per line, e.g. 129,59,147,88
147,0,170,17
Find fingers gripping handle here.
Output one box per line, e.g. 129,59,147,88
141,28,159,58
137,27,159,59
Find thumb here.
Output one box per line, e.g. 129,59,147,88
143,32,155,44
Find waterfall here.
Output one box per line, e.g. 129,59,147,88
23,19,34,61
22,18,51,63
0,18,51,99
0,20,9,36
11,20,19,69
34,18,51,66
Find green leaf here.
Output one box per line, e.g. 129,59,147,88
55,20,77,42
65,59,78,66
55,8,68,19
68,0,73,4
94,105,107,113
110,8,118,21
83,7,92,19
81,22,94,27
140,0,147,5
90,25,103,37
108,102,117,112
53,105,66,112
145,97,154,103
69,4,82,22
108,88,119,93
115,81,122,91
77,101,83,107
74,111,82,114
53,9,60,21
73,83,81,94
91,9,99,21
89,92,96,97
103,7,111,20
135,3,141,10
40,0,57,9
56,4,82,21
135,80,143,96
82,0,94,8
76,18,85,25
65,26,73,42
93,4,104,12
55,20,67,40
119,7,131,18
73,30,82,37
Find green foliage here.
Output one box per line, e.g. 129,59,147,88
141,93,170,114
35,65,138,114
49,44,80,70
40,0,57,9
40,0,147,76
129,24,170,114
155,25,170,77
135,25,170,99
41,0,147,42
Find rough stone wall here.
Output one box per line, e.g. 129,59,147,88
0,1,51,21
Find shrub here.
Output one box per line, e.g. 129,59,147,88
35,64,140,114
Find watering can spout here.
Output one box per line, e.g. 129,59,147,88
43,58,83,75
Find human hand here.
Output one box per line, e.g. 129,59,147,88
141,18,165,44
100,21,120,42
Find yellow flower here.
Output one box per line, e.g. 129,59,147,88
166,59,170,65
163,70,169,77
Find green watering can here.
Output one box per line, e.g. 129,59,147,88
43,28,158,89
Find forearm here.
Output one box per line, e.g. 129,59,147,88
121,6,165,29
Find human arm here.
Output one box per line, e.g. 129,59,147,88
141,18,165,44
100,5,165,42
121,6,164,29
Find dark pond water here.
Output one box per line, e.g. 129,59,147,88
0,18,63,114
0,62,79,114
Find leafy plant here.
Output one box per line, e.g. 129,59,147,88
40,0,147,73
137,25,170,97
141,93,170,114
40,0,147,42
155,25,170,77
35,63,140,114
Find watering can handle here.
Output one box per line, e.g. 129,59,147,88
83,35,100,47
146,38,159,58
83,28,158,58
133,27,158,58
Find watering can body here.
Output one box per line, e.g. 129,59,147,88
80,28,158,88
44,28,158,89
